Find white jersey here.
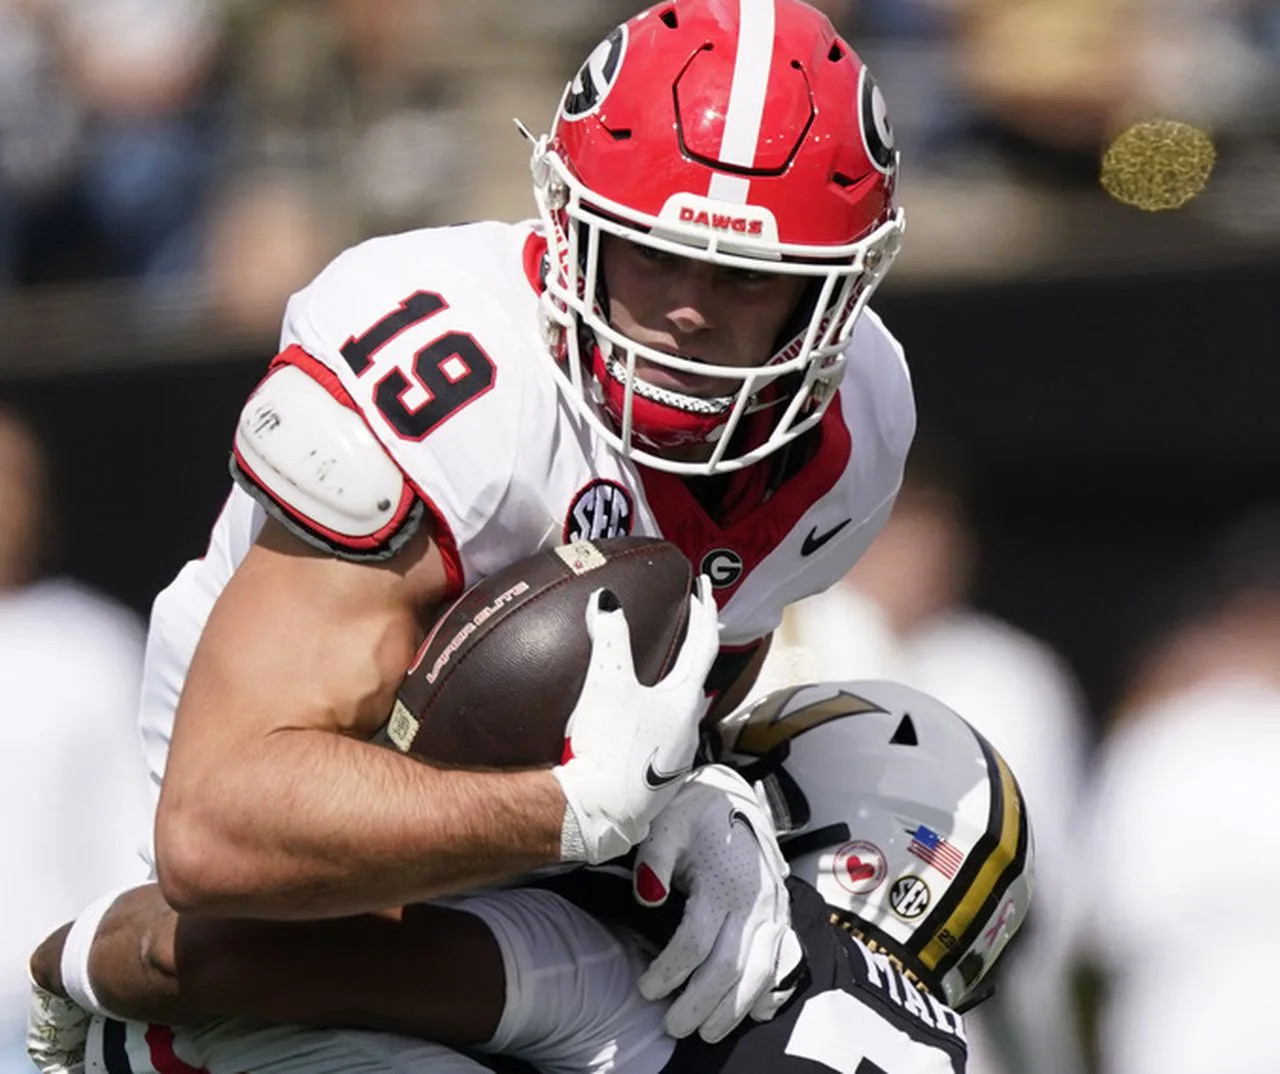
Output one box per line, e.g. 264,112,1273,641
137,220,914,823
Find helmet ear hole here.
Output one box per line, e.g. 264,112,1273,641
890,713,918,745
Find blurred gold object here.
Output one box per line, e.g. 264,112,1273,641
1100,120,1216,211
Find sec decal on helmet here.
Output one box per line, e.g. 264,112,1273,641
527,0,905,476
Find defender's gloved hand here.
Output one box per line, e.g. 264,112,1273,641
632,764,802,1042
552,576,720,864
27,977,89,1074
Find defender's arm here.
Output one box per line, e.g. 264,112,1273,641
29,886,505,1045
30,882,662,1064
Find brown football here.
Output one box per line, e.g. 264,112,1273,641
383,537,695,769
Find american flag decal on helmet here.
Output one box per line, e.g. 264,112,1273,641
906,824,964,879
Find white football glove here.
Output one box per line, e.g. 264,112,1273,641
27,977,89,1074
632,764,803,1043
552,575,720,865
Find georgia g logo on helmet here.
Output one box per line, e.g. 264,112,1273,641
560,24,628,121
858,67,896,176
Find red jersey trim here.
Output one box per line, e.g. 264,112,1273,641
402,470,465,601
144,1024,208,1074
638,397,853,604
522,231,548,296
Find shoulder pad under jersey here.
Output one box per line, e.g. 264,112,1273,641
231,358,424,561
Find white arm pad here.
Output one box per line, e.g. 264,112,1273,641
457,888,674,1072
232,364,423,559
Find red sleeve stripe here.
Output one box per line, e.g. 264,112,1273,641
144,1024,209,1074
403,472,465,601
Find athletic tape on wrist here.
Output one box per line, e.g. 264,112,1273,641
60,886,134,1020
551,765,590,862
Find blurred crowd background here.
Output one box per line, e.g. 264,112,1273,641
0,2,1277,1073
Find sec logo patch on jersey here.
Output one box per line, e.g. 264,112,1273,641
564,479,634,542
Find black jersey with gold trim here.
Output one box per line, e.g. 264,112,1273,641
661,879,967,1074
536,868,969,1074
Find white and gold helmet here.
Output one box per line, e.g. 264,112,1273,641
712,680,1035,1011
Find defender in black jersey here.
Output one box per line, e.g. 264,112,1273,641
662,879,968,1074
715,680,1034,1018
481,678,1031,1073
522,865,970,1074
534,679,1032,1073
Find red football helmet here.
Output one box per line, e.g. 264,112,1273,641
530,0,904,475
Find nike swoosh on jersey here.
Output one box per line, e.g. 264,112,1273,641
644,754,690,790
800,518,852,556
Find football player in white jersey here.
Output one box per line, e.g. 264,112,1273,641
29,682,1033,1074
80,0,913,1054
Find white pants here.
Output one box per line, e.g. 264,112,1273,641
85,1015,495,1074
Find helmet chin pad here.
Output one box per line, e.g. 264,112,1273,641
592,343,734,451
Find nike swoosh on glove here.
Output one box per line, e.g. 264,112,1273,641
632,764,803,1042
552,575,720,865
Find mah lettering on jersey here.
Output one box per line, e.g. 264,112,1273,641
678,207,764,236
844,931,962,1039
565,479,634,542
839,923,967,1041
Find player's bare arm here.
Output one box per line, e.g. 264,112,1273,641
156,514,720,919
25,596,763,1046
155,517,567,918
29,885,506,1045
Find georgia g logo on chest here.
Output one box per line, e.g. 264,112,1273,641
564,479,635,542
